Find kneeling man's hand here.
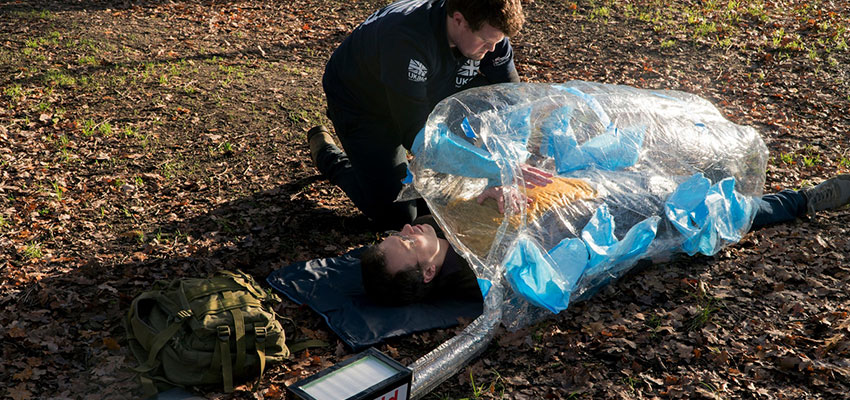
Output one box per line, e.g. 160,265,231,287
476,186,531,214
520,165,553,188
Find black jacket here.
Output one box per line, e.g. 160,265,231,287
323,0,519,150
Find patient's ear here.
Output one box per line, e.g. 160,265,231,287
422,264,437,284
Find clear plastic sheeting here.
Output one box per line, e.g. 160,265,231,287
407,81,768,328
408,284,504,399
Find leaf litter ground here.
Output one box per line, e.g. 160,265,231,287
1,0,849,398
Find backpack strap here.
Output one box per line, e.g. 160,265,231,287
223,291,247,377
138,374,173,398
253,322,268,381
206,332,223,382
274,316,326,356
137,309,192,373
287,338,329,354
127,290,193,373
217,325,234,393
210,269,267,300
127,291,182,349
139,375,158,397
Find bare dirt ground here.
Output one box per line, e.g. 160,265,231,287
1,0,849,398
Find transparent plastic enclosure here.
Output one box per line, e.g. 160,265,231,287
408,81,768,328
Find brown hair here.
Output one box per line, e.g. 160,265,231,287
446,0,525,37
360,245,433,305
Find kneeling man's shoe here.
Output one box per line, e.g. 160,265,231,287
803,174,850,215
307,125,334,167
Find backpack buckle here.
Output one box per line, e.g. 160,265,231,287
254,325,267,343
217,325,231,341
176,309,193,320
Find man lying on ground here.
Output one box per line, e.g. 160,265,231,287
361,175,850,305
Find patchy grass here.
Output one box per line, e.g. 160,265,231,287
22,241,44,259
608,0,850,59
98,121,113,136
465,369,506,399
10,9,53,20
1,1,848,399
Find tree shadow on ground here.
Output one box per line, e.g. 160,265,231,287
142,175,374,278
1,0,258,14
0,172,377,397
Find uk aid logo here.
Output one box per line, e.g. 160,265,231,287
408,59,428,82
455,59,480,87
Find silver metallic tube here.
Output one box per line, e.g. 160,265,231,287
407,285,504,399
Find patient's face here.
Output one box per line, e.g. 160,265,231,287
379,223,441,276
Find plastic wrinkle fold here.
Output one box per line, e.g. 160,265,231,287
404,81,767,398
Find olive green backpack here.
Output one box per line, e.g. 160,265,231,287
125,270,289,395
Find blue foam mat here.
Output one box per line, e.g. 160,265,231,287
266,247,483,351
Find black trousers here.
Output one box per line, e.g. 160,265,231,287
314,100,419,230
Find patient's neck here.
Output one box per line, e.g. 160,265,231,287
434,238,450,274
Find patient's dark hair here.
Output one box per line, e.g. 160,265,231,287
360,245,433,305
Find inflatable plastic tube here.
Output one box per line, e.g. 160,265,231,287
408,283,504,399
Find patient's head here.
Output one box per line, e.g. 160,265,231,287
360,224,444,305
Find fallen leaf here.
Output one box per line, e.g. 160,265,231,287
13,367,33,381
7,383,32,400
103,337,121,351
265,384,284,399
8,326,27,338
